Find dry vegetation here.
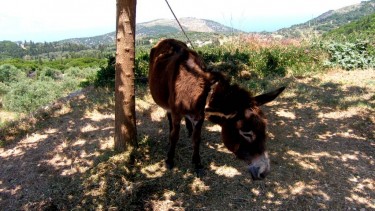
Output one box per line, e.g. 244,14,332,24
0,69,374,210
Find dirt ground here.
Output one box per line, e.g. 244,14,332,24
0,69,374,210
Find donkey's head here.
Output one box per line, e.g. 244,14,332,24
206,83,285,180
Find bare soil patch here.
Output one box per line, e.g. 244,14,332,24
1,69,374,210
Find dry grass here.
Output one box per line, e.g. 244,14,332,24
0,69,374,210
0,110,19,125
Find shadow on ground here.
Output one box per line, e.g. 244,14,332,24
0,70,374,210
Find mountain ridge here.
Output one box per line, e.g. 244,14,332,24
61,0,375,46
60,17,241,47
276,0,375,38
1,1,375,56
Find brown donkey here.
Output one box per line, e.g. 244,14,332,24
148,39,285,179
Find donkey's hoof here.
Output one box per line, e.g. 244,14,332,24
195,167,206,178
193,163,205,177
165,160,174,170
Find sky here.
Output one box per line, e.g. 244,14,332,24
0,0,366,42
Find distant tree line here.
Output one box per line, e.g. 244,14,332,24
0,40,113,60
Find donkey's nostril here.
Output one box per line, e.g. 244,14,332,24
259,172,266,179
248,165,268,180
248,165,260,180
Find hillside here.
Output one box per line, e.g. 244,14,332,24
59,32,115,48
323,12,375,40
60,17,240,47
0,18,239,59
137,17,240,36
0,40,90,60
276,0,375,38
2,2,375,59
0,17,241,58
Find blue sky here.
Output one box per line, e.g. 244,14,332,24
0,0,366,42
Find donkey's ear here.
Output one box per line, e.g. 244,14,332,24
254,87,285,106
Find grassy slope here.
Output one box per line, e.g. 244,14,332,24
277,0,375,38
323,13,375,40
0,69,374,210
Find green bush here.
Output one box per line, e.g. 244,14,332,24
94,53,150,87
323,40,375,70
135,51,150,78
0,64,26,84
60,77,80,93
64,67,82,77
199,47,251,76
63,67,98,90
259,50,286,77
198,43,325,77
0,63,99,114
65,57,106,69
0,82,9,96
64,67,98,79
3,79,61,113
0,59,39,73
38,67,63,80
94,56,115,87
0,57,108,114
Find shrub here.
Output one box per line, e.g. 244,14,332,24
259,50,286,77
65,57,106,69
0,64,26,84
38,67,63,80
0,59,39,74
64,67,82,77
135,51,150,78
60,77,80,93
0,82,9,97
94,53,150,87
323,40,375,70
199,47,251,76
64,67,98,79
94,56,115,87
3,79,61,113
198,43,325,78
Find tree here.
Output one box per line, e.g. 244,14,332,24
114,0,138,152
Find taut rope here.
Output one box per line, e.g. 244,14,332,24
164,0,195,49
